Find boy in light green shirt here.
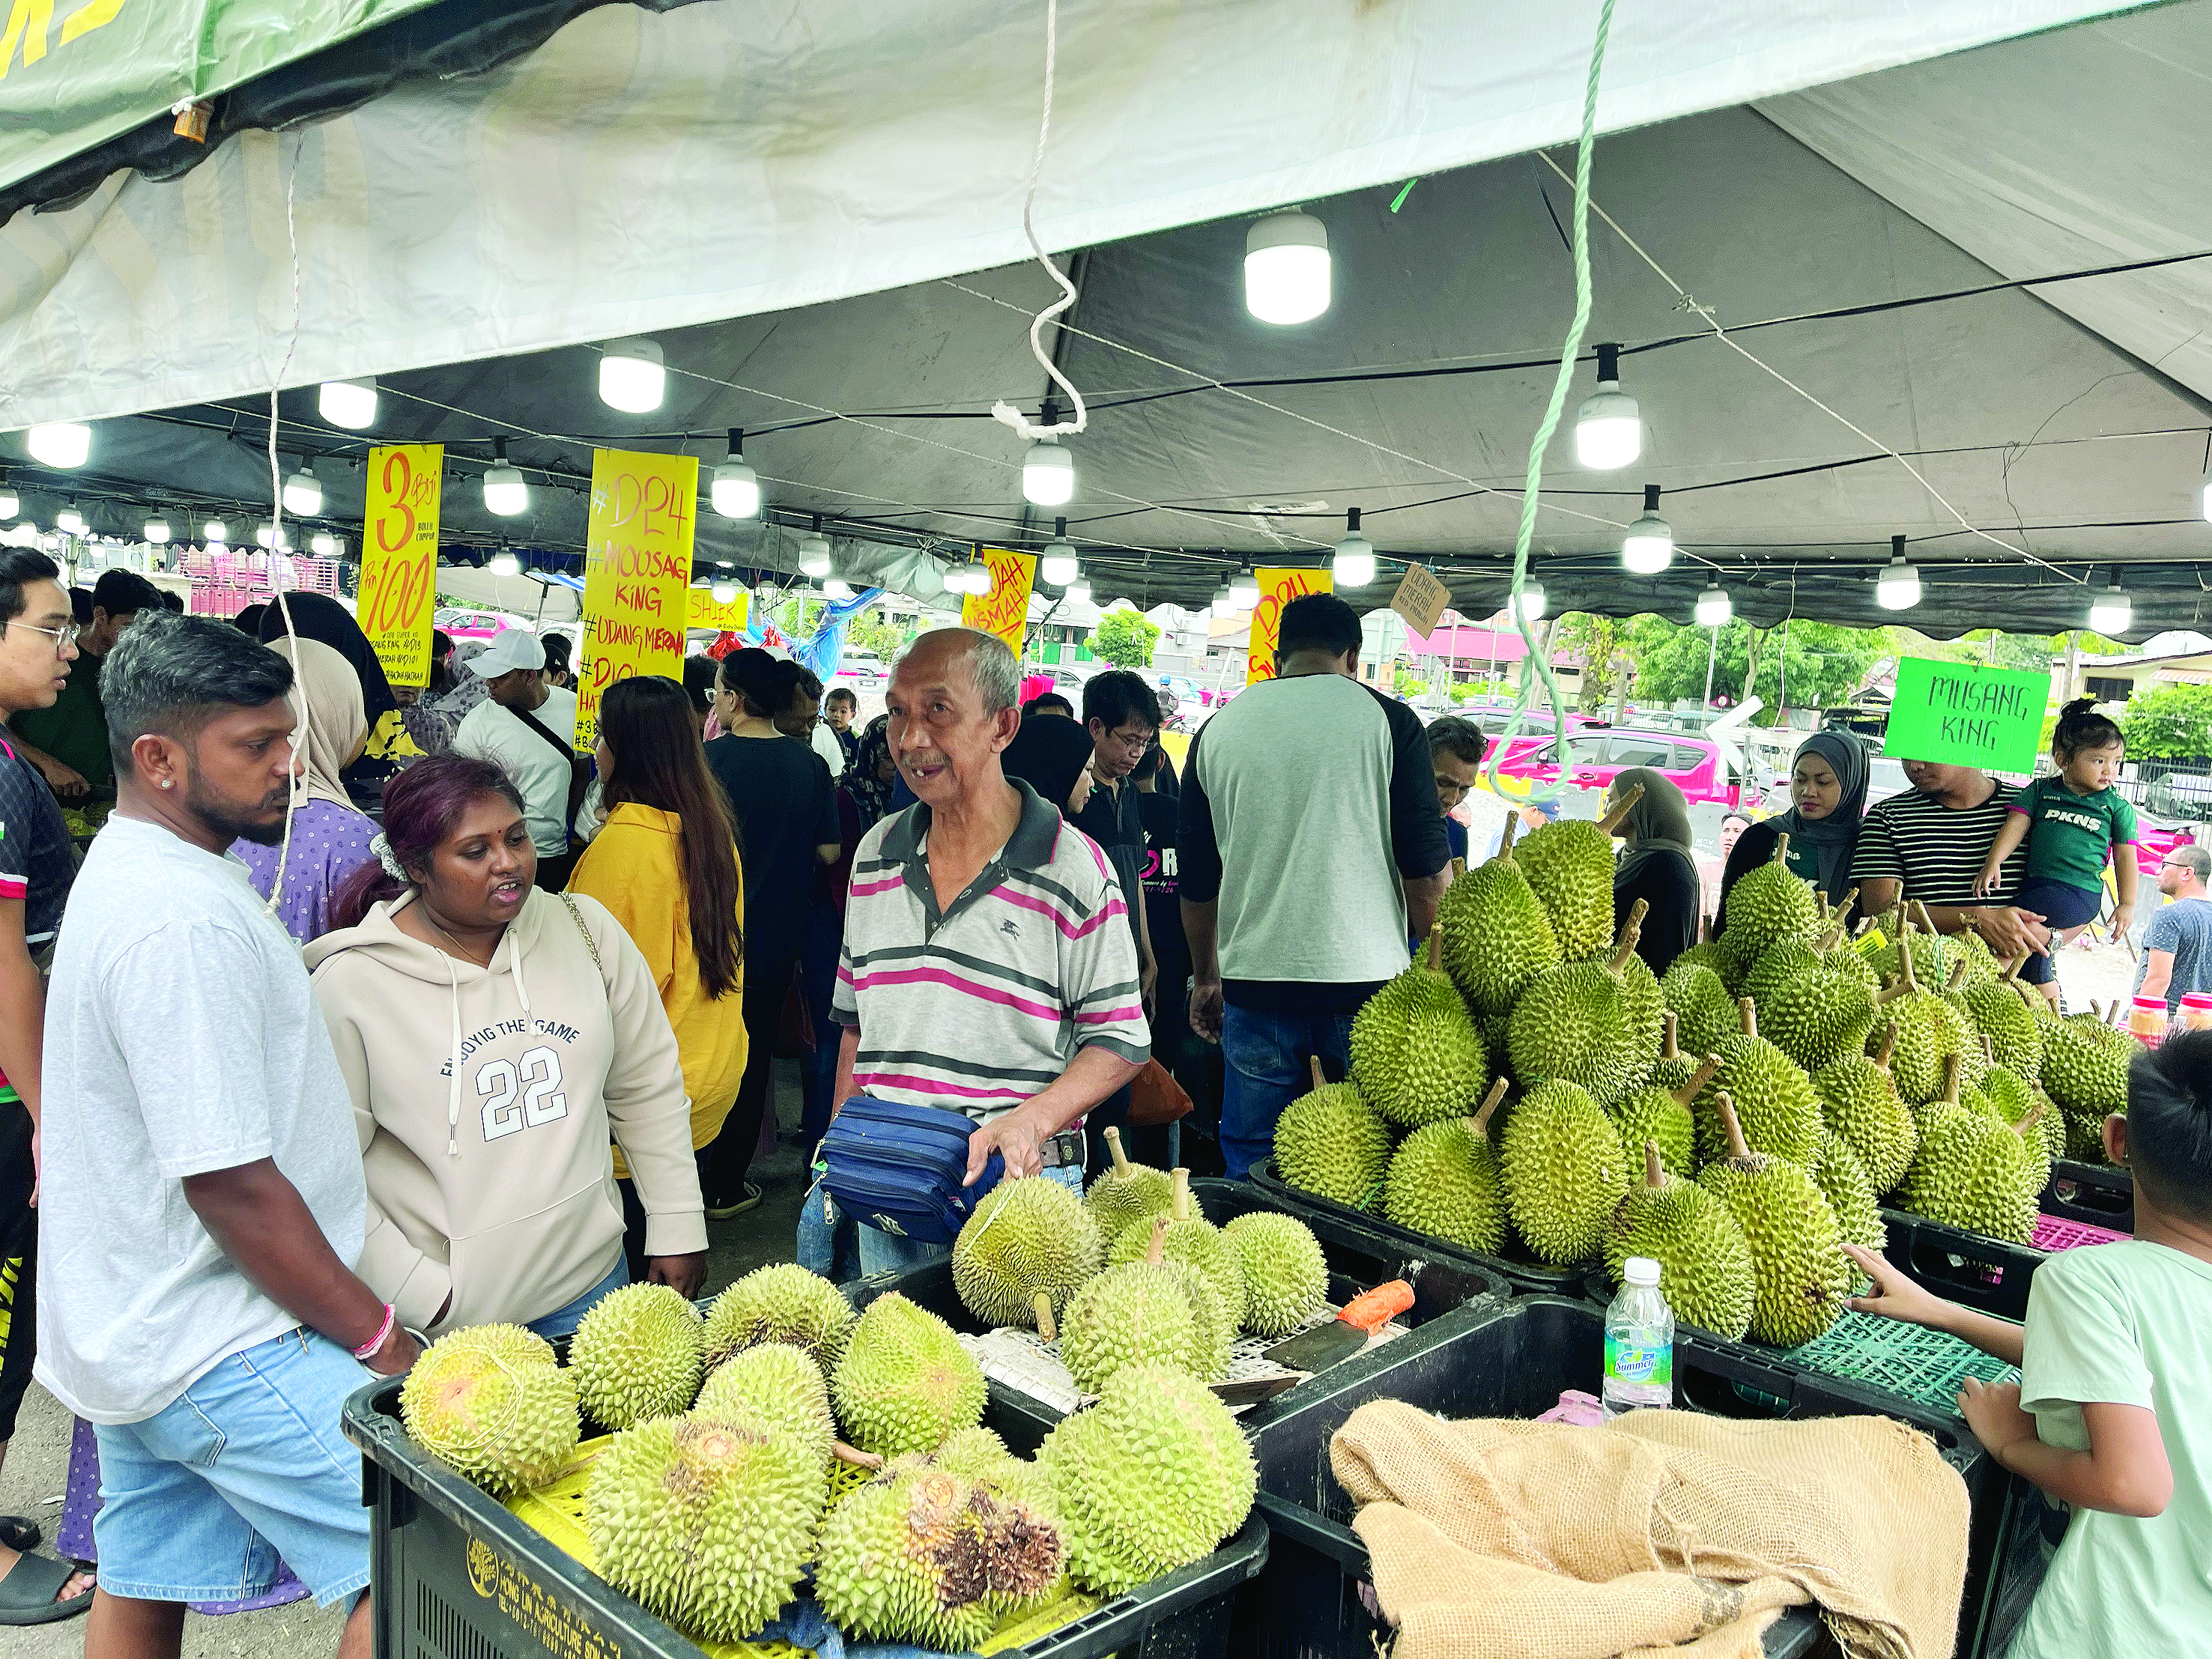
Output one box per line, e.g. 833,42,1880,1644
1845,1028,2212,1659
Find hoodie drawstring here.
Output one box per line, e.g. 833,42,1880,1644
443,950,464,1157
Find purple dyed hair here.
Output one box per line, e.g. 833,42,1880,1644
329,753,528,929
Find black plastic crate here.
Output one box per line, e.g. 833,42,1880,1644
1231,1296,2040,1659
2041,1159,2134,1233
1246,1157,1596,1293
1879,1207,2049,1321
843,1177,1512,1450
344,1376,1268,1659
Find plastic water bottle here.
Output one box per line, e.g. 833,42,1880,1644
1602,1257,1675,1420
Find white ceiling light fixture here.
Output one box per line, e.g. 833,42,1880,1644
710,577,739,604
26,422,91,469
488,548,521,578
712,428,760,519
822,577,853,601
1062,576,1091,604
1244,209,1330,326
1040,517,1079,586
2202,467,2212,524
598,337,666,413
1620,484,1674,575
1210,580,1234,611
482,439,529,516
1876,534,1921,611
1574,342,1641,471
1331,509,1375,588
1512,577,1548,625
143,513,172,545
310,531,339,556
798,516,834,578
203,518,228,545
56,503,85,536
282,460,323,518
319,377,378,430
1695,583,1733,628
956,546,994,595
1022,409,1075,508
1228,568,1259,608
2088,573,2132,636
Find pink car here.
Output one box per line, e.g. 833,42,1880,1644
432,607,530,643
1490,726,1759,811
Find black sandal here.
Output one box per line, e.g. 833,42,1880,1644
0,1517,37,1553
0,1551,93,1626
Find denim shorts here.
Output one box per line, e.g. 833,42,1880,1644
91,1326,372,1608
525,1259,629,1342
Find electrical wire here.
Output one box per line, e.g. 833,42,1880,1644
260,133,309,923
990,0,1087,446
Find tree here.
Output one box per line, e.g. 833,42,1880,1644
2123,683,2212,759
1551,613,1632,713
845,610,910,661
1621,616,1888,720
1089,608,1160,668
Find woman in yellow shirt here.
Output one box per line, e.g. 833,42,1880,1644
569,674,748,1275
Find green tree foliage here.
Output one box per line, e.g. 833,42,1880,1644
1551,614,1632,712
1621,617,1888,721
844,611,911,662
1089,608,1161,668
2122,682,2212,759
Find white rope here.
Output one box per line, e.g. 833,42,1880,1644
989,0,1088,446
261,133,309,922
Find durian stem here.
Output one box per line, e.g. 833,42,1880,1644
1145,1215,1169,1267
2014,1099,2048,1139
1171,1165,1192,1223
1982,1033,1996,1064
1608,923,1643,974
1501,813,1521,855
1736,997,1759,1040
1914,901,1941,938
1712,1091,1751,1161
2002,950,2027,983
1425,924,1443,974
1643,1140,1665,1189
1896,921,1919,992
1449,856,1467,883
2089,999,2104,1022
1104,1126,1133,1179
1659,1010,1680,1062
834,1443,886,1471
1472,1077,1509,1137
1033,1291,1057,1341
1595,782,1645,837
1837,885,1858,918
1874,1025,1897,1068
1854,915,1876,937
1309,1056,1327,1093
1674,1055,1722,1107
1875,974,1911,1007
1773,831,1792,865
1942,1049,1963,1106
1816,923,1845,952
1946,959,1969,992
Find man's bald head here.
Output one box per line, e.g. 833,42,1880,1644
892,627,1021,715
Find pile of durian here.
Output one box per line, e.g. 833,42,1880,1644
1271,796,2134,1349
401,1247,1259,1649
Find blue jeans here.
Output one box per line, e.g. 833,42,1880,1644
525,1260,628,1341
2013,878,2105,986
1219,1004,1357,1180
797,902,845,1151
796,1171,864,1285
855,1222,953,1279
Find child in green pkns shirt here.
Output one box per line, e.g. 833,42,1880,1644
1843,1029,2212,1659
1975,700,2139,1005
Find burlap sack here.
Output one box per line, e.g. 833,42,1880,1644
1331,1401,1969,1659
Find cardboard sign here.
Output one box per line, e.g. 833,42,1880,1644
577,448,698,747
686,586,751,632
1882,657,2051,775
1246,567,1334,684
960,548,1036,652
357,443,442,688
1390,563,1449,636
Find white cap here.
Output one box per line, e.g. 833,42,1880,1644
1622,1257,1661,1288
466,627,547,679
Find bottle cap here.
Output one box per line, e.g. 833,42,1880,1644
2133,996,2166,1011
1623,1256,1661,1288
2183,993,2212,1010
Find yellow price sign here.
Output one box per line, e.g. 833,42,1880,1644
686,586,751,632
577,448,698,747
960,548,1035,652
357,444,442,688
1246,566,1333,684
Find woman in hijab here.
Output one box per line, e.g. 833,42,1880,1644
841,715,898,832
1717,731,1869,935
404,637,491,756
232,637,382,943
1001,715,1098,822
1608,767,1701,975
256,592,420,792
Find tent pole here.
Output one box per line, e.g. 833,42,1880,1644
1703,623,1720,709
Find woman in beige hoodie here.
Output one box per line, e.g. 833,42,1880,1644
308,754,706,1339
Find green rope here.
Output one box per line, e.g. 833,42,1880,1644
1482,0,1617,807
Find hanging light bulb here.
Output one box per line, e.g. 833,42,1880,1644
1228,568,1259,608
1244,210,1330,325
26,422,91,468
482,439,529,516
0,482,16,520
1210,580,1234,610
143,513,172,545
1695,583,1733,628
282,461,323,518
56,503,85,536
203,518,228,545
319,377,378,429
1332,509,1375,587
254,521,275,548
1620,484,1673,574
1574,343,1641,470
822,576,853,601
798,516,833,578
598,337,665,413
1876,534,1920,611
712,428,760,519
488,548,521,578
958,551,994,595
2200,467,2212,524
711,577,739,604
1022,433,1074,507
1040,516,1079,586
310,531,338,556
1063,576,1091,604
2088,577,2133,635
1512,578,1548,625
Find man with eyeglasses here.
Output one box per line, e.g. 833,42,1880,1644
6,568,163,801
1076,670,1163,1017
2136,843,2212,1013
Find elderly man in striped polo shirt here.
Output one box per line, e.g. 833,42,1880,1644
832,628,1148,1275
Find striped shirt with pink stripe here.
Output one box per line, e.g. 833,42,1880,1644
831,779,1148,1123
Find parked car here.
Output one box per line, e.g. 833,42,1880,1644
1490,725,1763,811
834,649,886,687
433,607,530,643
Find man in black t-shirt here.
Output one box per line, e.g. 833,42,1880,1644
1075,670,1161,1015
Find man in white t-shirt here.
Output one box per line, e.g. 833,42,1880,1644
452,628,582,891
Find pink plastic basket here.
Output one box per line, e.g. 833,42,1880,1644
2031,1213,2127,1252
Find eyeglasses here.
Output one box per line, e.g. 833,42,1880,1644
5,620,79,655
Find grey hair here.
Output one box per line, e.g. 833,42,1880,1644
896,626,1022,716
2171,843,2212,885
103,608,295,777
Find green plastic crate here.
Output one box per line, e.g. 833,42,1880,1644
1781,1311,2019,1416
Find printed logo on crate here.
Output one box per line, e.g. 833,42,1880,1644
465,1531,620,1659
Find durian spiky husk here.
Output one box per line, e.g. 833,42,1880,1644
1351,928,1491,1126
952,1175,1105,1329
569,1283,705,1431
1695,1095,1852,1347
1606,1144,1757,1341
1221,1210,1329,1338
1273,1062,1392,1210
1439,833,1564,1016
831,1293,987,1457
401,1324,578,1496
1500,1079,1628,1265
1085,1127,1175,1246
1384,1085,1509,1253
700,1263,855,1376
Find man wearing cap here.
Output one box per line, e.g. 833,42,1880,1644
452,628,584,890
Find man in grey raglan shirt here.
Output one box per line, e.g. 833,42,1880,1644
1178,593,1450,1180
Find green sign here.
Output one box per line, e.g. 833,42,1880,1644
1882,657,2051,774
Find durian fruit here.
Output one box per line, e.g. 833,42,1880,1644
1959,956,2045,1083
1867,903,1954,990
832,1293,987,1457
1222,1210,1329,1338
2040,1004,2133,1119
1810,1129,1888,1252
1602,900,1667,1095
1351,925,1491,1126
1273,1058,1391,1210
1609,1054,1716,1180
1500,1079,1629,1265
814,1463,1064,1650
585,1409,825,1643
1662,957,1742,1058
1085,1126,1175,1246
1896,1098,2048,1244
1748,926,1876,1073
953,1174,1105,1329
1975,1040,2062,1177
1606,1142,1757,1340
401,1324,579,1497
1670,939,1745,997
1506,915,1652,1103
1718,834,1823,971
1384,1079,1510,1253
1061,1218,1228,1390
1695,999,1822,1168
1514,783,1641,960
1873,918,1973,1106
1106,1168,1246,1326
1438,816,1563,1016
1943,912,2005,985
1040,1364,1257,1596
700,1263,855,1377
1697,1092,1853,1347
1646,1013,1697,1097
1813,1026,1917,1195
569,1282,705,1431
694,1342,836,1470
